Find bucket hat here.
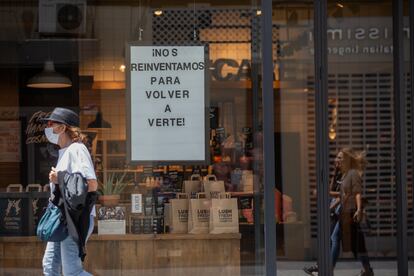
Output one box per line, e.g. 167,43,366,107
41,107,79,127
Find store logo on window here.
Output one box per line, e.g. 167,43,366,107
210,58,251,82
26,111,50,144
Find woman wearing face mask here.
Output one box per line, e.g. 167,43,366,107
41,107,97,276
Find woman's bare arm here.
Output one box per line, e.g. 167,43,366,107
329,190,340,197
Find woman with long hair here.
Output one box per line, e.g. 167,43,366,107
41,107,97,276
331,147,373,276
303,147,373,276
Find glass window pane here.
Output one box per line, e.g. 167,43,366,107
327,0,398,275
0,1,266,275
404,0,414,275
272,1,318,274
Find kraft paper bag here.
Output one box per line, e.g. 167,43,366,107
183,174,202,196
209,193,239,234
169,193,189,234
164,202,171,228
240,170,254,192
203,175,225,199
188,193,211,234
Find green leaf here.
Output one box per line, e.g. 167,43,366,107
99,172,129,195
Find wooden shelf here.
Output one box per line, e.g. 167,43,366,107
239,222,254,226
230,192,254,197
91,233,241,241
0,233,241,275
0,233,241,243
106,169,139,173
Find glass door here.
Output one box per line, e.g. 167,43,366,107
271,1,318,274
325,0,399,274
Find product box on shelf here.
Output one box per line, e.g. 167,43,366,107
129,215,164,234
97,206,126,235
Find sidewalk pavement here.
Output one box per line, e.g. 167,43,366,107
0,261,408,276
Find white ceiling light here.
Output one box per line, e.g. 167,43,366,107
27,60,72,88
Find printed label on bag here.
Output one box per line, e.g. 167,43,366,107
178,209,188,223
197,209,210,222
210,191,221,198
218,209,233,223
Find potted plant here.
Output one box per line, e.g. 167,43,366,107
98,172,128,207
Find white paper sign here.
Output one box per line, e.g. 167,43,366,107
129,46,206,162
131,193,142,213
98,220,126,235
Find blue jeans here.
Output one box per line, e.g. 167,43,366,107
330,221,341,267
330,219,371,269
42,216,94,276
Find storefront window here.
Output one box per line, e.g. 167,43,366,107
1,0,413,275
326,0,399,274
271,0,318,273
0,1,266,275
404,0,414,274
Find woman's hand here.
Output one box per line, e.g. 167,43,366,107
49,167,58,184
353,209,363,223
329,198,340,210
87,179,98,192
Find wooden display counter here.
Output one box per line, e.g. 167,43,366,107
0,233,241,276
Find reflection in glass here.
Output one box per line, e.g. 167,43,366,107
327,0,398,274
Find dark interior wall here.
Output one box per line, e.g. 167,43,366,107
18,40,79,107
0,42,20,187
17,40,79,185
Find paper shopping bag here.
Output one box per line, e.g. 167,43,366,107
183,174,202,196
209,193,239,234
203,175,225,199
169,193,189,233
188,193,211,234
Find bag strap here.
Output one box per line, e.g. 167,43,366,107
219,192,232,199
176,193,188,199
190,174,201,181
6,184,23,192
205,174,217,181
26,184,42,192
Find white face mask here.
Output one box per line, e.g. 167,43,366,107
44,127,61,145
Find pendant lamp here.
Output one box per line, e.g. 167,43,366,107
27,60,72,88
87,111,112,129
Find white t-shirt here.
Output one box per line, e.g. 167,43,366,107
51,142,97,216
